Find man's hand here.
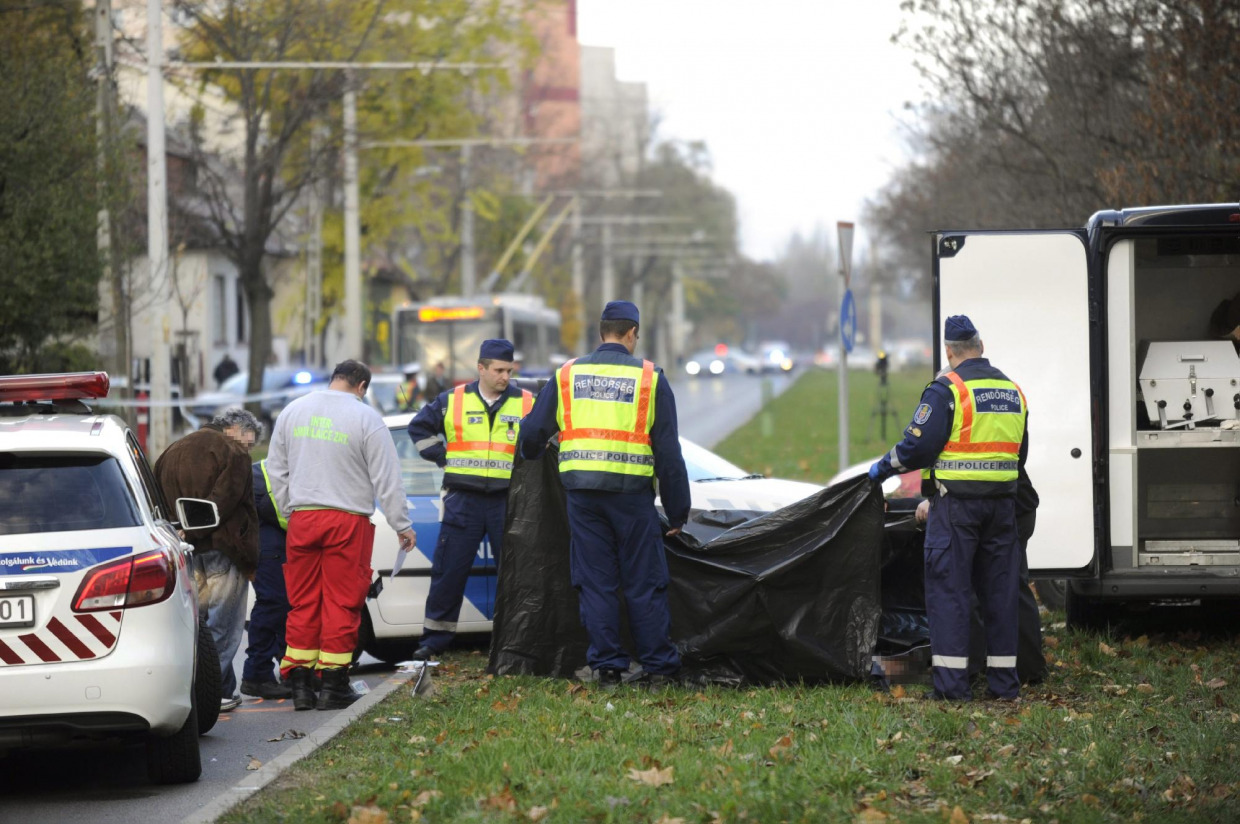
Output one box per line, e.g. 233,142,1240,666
666,526,682,537
398,528,417,552
915,500,929,524
868,462,883,482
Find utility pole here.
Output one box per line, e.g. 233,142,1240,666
146,0,172,457
460,144,475,295
671,260,686,365
342,75,363,359
571,198,584,352
306,128,324,367
600,222,614,305
837,221,856,473
95,0,130,415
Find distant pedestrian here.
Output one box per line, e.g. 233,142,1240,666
423,361,449,403
266,360,416,710
239,458,293,700
155,409,262,713
517,301,690,688
870,315,1028,701
406,339,532,660
213,353,240,387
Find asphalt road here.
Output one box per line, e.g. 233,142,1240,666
0,368,800,823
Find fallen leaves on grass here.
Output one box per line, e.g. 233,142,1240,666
948,805,970,824
347,806,388,824
628,765,675,787
712,739,734,757
1099,642,1118,657
480,787,518,812
410,790,442,807
653,815,686,824
1207,677,1228,690
527,805,550,821
769,732,795,760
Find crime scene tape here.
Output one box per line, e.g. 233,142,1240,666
89,386,313,409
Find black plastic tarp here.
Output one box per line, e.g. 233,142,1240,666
488,447,887,685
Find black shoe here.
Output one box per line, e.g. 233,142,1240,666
316,667,360,710
288,666,317,711
410,646,435,662
241,679,293,699
595,668,623,687
923,688,971,703
623,669,680,690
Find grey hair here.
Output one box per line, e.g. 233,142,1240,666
945,334,982,358
211,407,264,440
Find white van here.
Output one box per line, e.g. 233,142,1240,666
932,204,1240,627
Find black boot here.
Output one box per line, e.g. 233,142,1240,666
316,667,359,710
288,666,317,711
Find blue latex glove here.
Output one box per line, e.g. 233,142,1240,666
867,462,882,482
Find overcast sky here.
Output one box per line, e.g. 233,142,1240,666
577,1,924,262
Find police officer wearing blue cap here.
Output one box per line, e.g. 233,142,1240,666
407,339,533,659
869,315,1028,701
518,301,690,687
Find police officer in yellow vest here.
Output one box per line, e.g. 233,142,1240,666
240,459,293,699
406,339,533,659
517,301,691,687
869,315,1028,701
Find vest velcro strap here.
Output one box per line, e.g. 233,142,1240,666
522,390,533,416
944,440,1022,453
943,371,973,439
447,440,517,455
452,384,466,434
560,427,652,446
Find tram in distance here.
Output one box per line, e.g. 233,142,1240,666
393,294,563,382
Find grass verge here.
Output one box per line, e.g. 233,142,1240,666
713,367,929,483
220,622,1240,823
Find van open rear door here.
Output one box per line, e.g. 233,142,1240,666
934,231,1094,572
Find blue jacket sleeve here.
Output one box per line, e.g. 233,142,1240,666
517,377,562,460
651,371,691,528
871,379,955,482
407,392,449,468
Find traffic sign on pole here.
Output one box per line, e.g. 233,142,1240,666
837,221,855,286
840,289,857,354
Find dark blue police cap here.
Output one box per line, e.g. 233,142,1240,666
601,300,640,325
944,315,978,341
479,339,514,361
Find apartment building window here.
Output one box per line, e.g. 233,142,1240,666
211,275,227,344
235,286,247,343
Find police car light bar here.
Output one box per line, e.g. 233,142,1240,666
0,372,110,402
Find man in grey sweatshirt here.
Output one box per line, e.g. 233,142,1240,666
266,360,416,710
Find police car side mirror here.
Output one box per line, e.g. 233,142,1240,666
177,497,221,531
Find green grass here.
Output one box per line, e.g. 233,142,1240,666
713,367,930,484
217,374,1240,823
221,625,1240,823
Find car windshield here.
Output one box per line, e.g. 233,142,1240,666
388,427,444,497
0,453,142,535
680,439,750,482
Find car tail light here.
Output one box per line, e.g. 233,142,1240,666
72,549,176,612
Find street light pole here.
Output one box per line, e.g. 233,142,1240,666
146,0,172,457
343,76,363,359
460,144,475,295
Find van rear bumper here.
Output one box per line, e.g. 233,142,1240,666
1074,569,1240,600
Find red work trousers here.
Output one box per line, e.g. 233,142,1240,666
280,509,375,675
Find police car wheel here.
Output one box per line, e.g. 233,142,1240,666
1065,586,1115,634
357,608,417,665
146,687,203,784
195,623,222,735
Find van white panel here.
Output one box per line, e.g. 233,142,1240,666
938,232,1093,571
1107,242,1136,448
1109,449,1134,548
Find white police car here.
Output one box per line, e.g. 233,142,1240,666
0,373,220,784
357,414,822,662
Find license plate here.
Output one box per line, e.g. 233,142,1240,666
0,595,35,628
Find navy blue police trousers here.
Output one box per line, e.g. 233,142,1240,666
420,488,506,653
566,489,680,676
242,537,289,684
924,494,1020,699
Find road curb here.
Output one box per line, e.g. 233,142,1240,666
184,672,413,824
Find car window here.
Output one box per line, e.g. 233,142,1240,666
679,439,749,481
0,453,142,535
127,433,172,521
388,427,444,496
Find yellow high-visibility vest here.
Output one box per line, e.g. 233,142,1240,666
555,358,658,492
443,385,534,486
259,459,288,530
924,371,1026,494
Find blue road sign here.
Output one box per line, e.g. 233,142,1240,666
840,289,857,354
